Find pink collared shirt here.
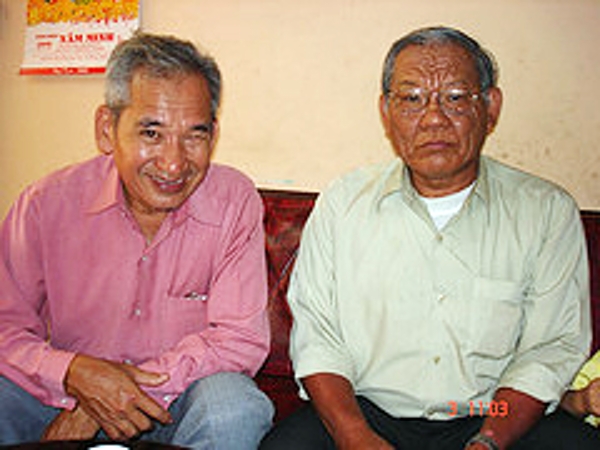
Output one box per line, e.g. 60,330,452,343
0,155,269,409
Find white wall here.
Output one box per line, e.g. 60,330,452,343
1,0,599,217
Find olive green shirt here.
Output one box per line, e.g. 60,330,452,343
289,156,591,419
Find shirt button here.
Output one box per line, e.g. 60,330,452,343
433,356,441,364
60,398,68,405
134,308,142,316
141,255,149,262
435,234,443,242
163,394,172,402
437,293,446,303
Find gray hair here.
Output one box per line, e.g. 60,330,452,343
105,32,222,121
381,26,498,100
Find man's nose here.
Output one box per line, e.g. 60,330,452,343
156,136,187,175
419,92,451,126
422,92,448,121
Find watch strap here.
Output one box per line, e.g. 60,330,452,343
465,432,500,450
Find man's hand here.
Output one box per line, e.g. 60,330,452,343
579,378,600,416
464,444,490,450
561,378,600,418
42,405,100,441
64,354,172,441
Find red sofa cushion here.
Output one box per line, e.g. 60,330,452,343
257,190,317,420
581,211,600,353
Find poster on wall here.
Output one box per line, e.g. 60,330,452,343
20,0,140,75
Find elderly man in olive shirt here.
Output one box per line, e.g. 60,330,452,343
261,26,596,450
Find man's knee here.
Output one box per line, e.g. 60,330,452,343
260,402,335,450
0,376,59,444
172,372,273,448
185,372,273,422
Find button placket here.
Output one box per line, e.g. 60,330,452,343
133,247,153,319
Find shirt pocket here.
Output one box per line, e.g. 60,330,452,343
470,277,525,358
164,287,210,339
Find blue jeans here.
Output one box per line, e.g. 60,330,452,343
0,372,274,449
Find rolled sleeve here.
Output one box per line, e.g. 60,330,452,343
499,193,591,404
288,188,356,384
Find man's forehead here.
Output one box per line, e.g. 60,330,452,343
125,70,211,114
393,43,477,81
130,69,207,90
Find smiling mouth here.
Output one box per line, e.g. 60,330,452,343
148,174,188,194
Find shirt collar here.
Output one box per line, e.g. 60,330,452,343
175,165,223,227
379,159,405,200
472,155,491,206
378,155,492,210
87,157,125,214
86,158,222,227
377,159,420,208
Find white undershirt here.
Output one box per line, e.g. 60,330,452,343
419,183,475,231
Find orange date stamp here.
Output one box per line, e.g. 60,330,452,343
447,400,509,418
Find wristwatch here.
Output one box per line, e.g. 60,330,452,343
465,432,500,450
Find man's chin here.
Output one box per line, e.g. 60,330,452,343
414,157,476,179
140,194,190,215
153,200,187,213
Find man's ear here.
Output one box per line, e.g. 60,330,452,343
208,119,220,156
95,105,116,155
379,94,393,140
485,87,503,135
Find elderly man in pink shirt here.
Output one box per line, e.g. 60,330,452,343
0,33,272,448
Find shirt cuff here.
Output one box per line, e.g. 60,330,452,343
39,348,77,409
498,361,566,404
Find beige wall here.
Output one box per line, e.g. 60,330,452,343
1,0,599,218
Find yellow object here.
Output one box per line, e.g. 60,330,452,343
27,0,139,26
571,351,600,427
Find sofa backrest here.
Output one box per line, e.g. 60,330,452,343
258,189,318,419
581,211,600,352
262,189,318,378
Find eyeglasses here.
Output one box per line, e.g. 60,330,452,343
388,87,482,116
